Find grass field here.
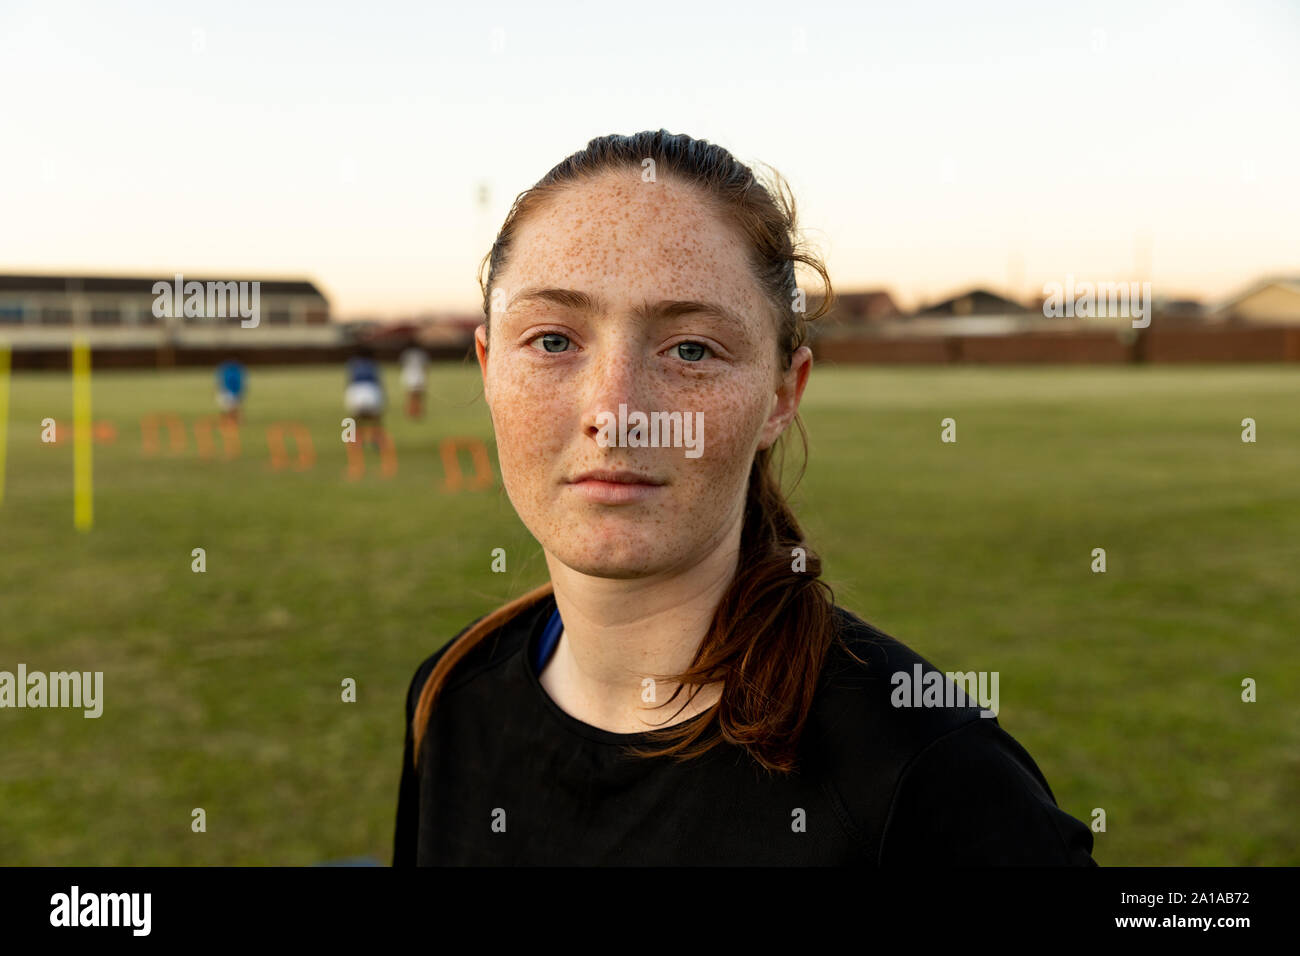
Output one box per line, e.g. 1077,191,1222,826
1,362,1297,865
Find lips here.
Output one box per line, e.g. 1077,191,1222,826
565,468,667,504
568,469,666,485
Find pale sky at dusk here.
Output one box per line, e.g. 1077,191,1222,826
1,0,1296,318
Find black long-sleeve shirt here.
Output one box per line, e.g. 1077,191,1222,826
394,592,1097,865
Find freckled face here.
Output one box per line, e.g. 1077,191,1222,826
477,170,786,578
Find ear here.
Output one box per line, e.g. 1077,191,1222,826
758,346,812,450
474,323,490,399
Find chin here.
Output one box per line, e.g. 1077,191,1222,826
548,537,667,578
565,560,657,580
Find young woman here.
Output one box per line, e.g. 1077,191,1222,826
393,130,1096,866
214,358,246,425
399,345,429,419
343,345,386,444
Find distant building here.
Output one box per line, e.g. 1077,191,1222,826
416,316,478,353
342,314,477,359
1218,276,1300,325
826,289,899,324
1152,298,1205,325
804,289,900,339
914,288,1029,318
0,273,335,351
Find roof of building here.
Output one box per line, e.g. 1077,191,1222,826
1211,275,1300,314
0,273,327,298
831,290,899,317
914,288,1030,317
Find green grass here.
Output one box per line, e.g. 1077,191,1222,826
0,362,1296,865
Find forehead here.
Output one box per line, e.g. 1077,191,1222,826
501,171,768,319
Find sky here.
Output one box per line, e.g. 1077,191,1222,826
1,0,1297,318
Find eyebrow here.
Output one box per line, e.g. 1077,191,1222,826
506,287,750,337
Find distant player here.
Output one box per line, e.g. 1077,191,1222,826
399,346,428,419
215,359,246,425
344,347,386,446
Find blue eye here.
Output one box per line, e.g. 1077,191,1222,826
533,332,570,353
675,341,710,362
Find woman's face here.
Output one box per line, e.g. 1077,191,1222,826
476,169,809,578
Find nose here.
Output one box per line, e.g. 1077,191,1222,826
580,338,647,443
